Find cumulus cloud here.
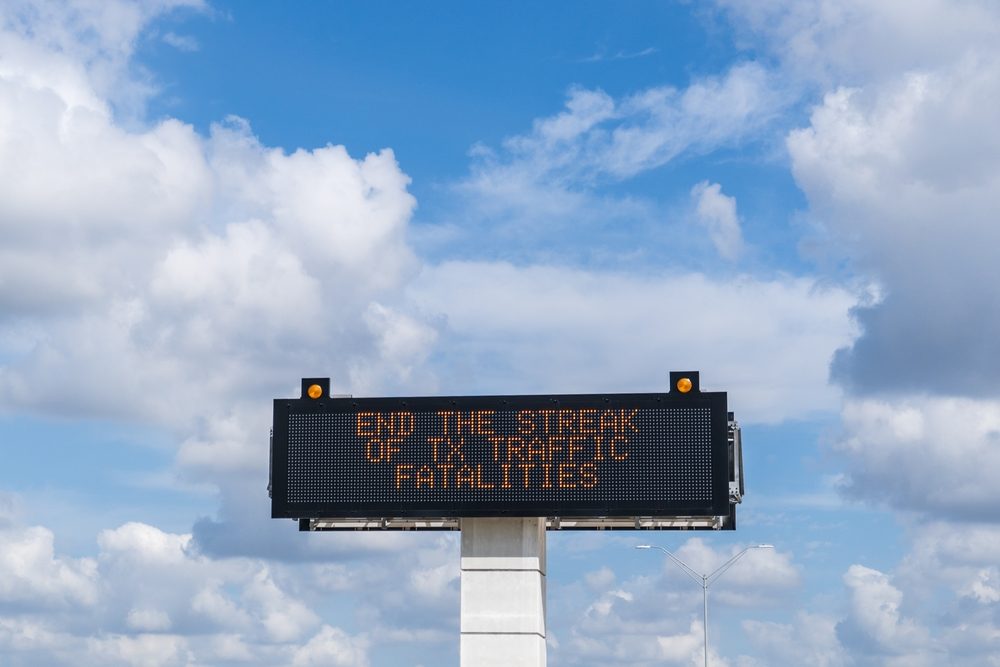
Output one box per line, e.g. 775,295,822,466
708,4,1000,577
86,634,192,667
552,540,798,666
898,522,1000,663
739,3,1000,632
0,520,377,667
244,568,321,642
837,565,936,664
584,566,617,591
710,0,1000,396
655,621,711,665
715,0,1000,86
0,6,439,543
0,525,98,609
660,539,799,607
708,2,1000,534
835,397,1000,519
896,521,1000,599
690,181,744,261
788,62,1000,396
758,526,1000,665
409,261,854,423
743,613,847,667
0,114,425,423
292,625,370,667
0,0,205,119
738,555,997,667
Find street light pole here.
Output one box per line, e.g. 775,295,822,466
635,543,773,667
702,572,708,667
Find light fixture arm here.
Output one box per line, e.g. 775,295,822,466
706,547,752,587
645,545,704,585
635,543,773,667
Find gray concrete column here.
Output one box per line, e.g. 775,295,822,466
460,517,547,667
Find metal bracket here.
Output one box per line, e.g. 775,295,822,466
728,418,744,504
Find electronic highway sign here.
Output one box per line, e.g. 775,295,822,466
269,373,739,524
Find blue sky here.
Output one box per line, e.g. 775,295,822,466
1,1,999,665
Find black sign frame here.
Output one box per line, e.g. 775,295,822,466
270,376,730,520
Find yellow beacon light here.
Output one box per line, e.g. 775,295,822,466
676,377,693,394
307,384,324,400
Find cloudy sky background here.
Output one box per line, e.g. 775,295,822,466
1,1,999,665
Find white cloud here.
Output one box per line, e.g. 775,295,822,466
354,301,439,392
85,634,192,667
777,18,1000,396
884,522,1000,664
735,522,1000,667
0,2,212,316
710,0,1000,533
0,617,68,659
605,63,784,179
409,261,854,423
0,21,428,430
743,613,848,667
98,522,191,563
690,181,744,261
200,634,255,663
190,583,254,630
0,519,383,666
161,31,197,52
666,539,800,605
444,63,789,260
175,409,268,478
839,565,934,662
656,620,713,666
408,560,459,601
700,8,1000,661
0,0,205,118
715,0,1000,86
244,568,321,642
125,608,172,633
0,525,98,609
584,566,616,591
835,397,1000,518
553,540,800,666
962,569,1000,605
896,521,1000,597
150,220,323,332
0,0,424,438
293,625,370,667
0,107,210,315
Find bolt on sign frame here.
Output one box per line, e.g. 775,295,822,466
270,372,744,531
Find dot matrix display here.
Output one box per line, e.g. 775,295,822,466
271,391,730,519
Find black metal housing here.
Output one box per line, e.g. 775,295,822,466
270,375,732,521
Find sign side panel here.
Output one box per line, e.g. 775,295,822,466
271,398,293,518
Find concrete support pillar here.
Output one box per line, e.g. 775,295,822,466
460,517,547,667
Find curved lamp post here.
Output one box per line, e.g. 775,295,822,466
635,543,773,667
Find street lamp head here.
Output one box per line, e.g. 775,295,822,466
635,544,652,550
755,544,774,549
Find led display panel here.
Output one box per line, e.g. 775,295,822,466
270,379,730,519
